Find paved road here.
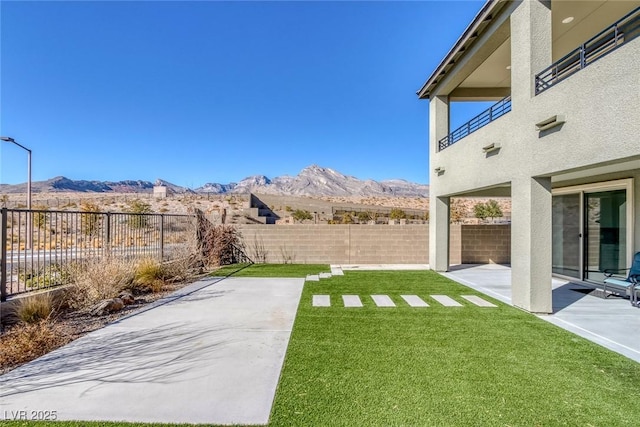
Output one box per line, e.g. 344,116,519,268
0,276,304,424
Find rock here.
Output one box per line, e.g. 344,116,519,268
90,298,125,316
118,291,135,305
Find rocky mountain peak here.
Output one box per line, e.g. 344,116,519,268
0,165,428,197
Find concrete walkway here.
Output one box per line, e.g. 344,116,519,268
0,276,304,425
444,264,640,363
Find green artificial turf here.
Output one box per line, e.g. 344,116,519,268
211,263,329,278
269,270,640,426
0,424,218,427
6,269,640,426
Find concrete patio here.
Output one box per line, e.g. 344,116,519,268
443,264,640,363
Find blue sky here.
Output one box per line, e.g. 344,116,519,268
1,1,484,188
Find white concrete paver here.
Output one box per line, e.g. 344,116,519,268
401,295,429,307
313,295,331,307
330,266,344,276
342,295,363,307
0,277,304,425
431,295,463,307
338,264,429,271
371,295,395,307
461,295,497,307
306,274,320,282
319,272,332,279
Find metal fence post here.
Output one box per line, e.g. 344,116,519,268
1,208,8,302
159,214,165,261
105,212,111,252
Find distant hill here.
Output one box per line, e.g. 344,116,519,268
0,176,156,194
0,165,429,197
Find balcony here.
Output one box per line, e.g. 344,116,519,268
535,7,639,95
438,96,511,151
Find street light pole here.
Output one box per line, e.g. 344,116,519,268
1,136,32,249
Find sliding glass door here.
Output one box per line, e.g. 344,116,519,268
552,194,581,278
584,190,627,282
552,181,631,283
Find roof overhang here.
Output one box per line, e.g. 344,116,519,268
416,0,508,99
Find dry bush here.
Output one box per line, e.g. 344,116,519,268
80,202,101,237
0,321,71,373
248,235,268,263
203,225,244,266
162,231,204,280
12,293,55,324
279,245,295,264
133,258,169,293
65,257,136,310
196,209,245,266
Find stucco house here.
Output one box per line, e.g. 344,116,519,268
418,0,639,313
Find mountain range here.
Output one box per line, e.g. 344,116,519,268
0,165,429,197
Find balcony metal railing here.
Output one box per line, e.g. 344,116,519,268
535,7,639,95
438,95,511,151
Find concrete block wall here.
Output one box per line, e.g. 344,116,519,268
450,224,462,265
349,225,428,264
460,224,511,264
237,223,510,265
238,224,429,264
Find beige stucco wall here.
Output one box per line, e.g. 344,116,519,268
430,39,640,197
427,1,639,313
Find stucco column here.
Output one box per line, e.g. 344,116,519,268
510,0,552,104
429,196,450,271
511,176,552,313
429,95,450,271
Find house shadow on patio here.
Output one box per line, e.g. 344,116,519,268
444,264,640,363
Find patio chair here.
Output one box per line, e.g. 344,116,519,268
603,252,640,307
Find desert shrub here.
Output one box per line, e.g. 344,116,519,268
13,293,55,324
20,264,71,289
474,199,503,222
357,212,371,222
65,257,136,310
292,209,313,222
341,214,354,224
389,208,407,220
133,258,169,293
249,236,268,263
201,225,244,266
280,245,295,264
0,321,71,373
450,198,467,224
61,201,78,209
474,203,489,221
127,199,153,228
285,206,293,212
33,205,49,229
81,202,101,237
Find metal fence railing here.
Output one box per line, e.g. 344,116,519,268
1,208,195,301
438,96,512,151
535,7,639,95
